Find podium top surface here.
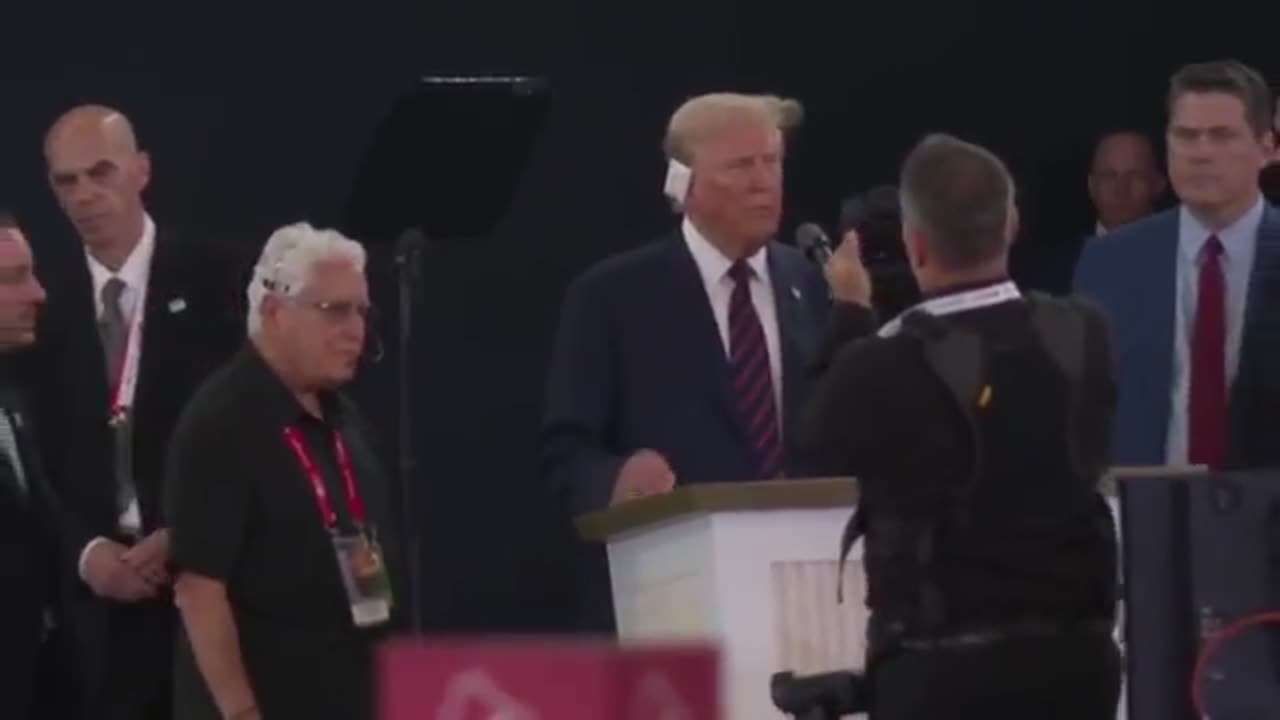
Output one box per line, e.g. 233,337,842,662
575,477,857,541
573,466,1206,541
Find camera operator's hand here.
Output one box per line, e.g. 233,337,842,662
825,229,873,307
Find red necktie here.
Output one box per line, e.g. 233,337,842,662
1188,236,1226,468
727,261,782,479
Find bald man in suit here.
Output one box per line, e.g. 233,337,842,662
26,105,247,720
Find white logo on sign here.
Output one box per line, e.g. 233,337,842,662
435,668,540,720
628,671,694,720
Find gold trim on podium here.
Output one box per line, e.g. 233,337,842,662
575,477,858,541
576,466,1208,541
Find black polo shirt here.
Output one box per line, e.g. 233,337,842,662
166,343,401,720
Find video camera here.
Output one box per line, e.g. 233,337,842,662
770,670,869,719
838,184,919,320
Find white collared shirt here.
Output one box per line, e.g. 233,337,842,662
78,214,156,578
1165,195,1265,465
681,217,784,428
86,214,156,322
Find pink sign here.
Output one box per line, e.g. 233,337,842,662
377,637,720,719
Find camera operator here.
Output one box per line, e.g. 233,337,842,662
802,133,1121,719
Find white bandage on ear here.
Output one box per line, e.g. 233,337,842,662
663,158,692,207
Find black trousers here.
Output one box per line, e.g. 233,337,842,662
869,630,1121,720
95,598,175,720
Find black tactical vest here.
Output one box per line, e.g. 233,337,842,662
837,293,1118,632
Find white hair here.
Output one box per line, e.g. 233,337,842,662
246,222,367,335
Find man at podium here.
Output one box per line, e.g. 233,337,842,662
540,92,831,630
802,134,1122,718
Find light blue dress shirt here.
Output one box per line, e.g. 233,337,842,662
1166,195,1266,464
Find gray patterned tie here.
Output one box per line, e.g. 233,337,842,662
99,278,128,383
98,277,137,528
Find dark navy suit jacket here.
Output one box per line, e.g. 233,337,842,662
541,231,831,520
1072,202,1280,469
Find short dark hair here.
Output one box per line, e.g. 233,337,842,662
0,208,17,230
899,133,1013,271
1168,60,1273,136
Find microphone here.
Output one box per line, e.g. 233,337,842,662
795,222,834,265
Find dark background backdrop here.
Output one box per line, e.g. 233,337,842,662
1,0,1274,632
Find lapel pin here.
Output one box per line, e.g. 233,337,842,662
168,298,187,314
791,286,802,301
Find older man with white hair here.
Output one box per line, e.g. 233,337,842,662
166,223,402,720
540,92,833,630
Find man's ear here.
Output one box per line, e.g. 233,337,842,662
1261,130,1277,167
1006,205,1021,246
259,293,283,330
135,151,152,194
903,222,928,269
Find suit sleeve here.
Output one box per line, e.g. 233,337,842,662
17,319,105,582
538,274,625,517
1071,236,1107,297
800,337,894,479
809,302,878,377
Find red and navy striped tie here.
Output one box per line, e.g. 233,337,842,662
728,261,782,479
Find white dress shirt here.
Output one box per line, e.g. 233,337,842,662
79,215,156,578
681,217,784,432
1165,196,1265,465
87,215,156,322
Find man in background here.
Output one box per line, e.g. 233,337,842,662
540,92,831,630
1074,60,1279,468
1261,96,1280,202
1014,130,1165,295
27,105,246,719
0,211,66,720
1088,130,1165,234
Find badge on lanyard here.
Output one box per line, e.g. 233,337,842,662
283,426,394,628
109,284,148,428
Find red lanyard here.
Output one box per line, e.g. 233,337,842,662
282,426,366,530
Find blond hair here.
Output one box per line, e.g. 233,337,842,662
662,92,803,164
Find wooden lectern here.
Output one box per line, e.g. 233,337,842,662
577,478,862,720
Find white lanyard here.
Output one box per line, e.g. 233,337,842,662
110,281,147,421
878,281,1021,337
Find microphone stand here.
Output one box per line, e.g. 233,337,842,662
395,230,425,634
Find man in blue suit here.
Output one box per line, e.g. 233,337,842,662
1074,60,1279,469
540,93,831,629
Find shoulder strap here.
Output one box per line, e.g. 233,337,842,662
899,311,985,412
1026,292,1092,481
1024,292,1086,386
891,311,986,627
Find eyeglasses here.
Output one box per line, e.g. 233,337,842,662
293,298,373,322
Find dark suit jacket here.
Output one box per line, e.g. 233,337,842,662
539,231,829,628
541,231,831,515
26,224,248,698
0,366,63,717
1072,202,1280,468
